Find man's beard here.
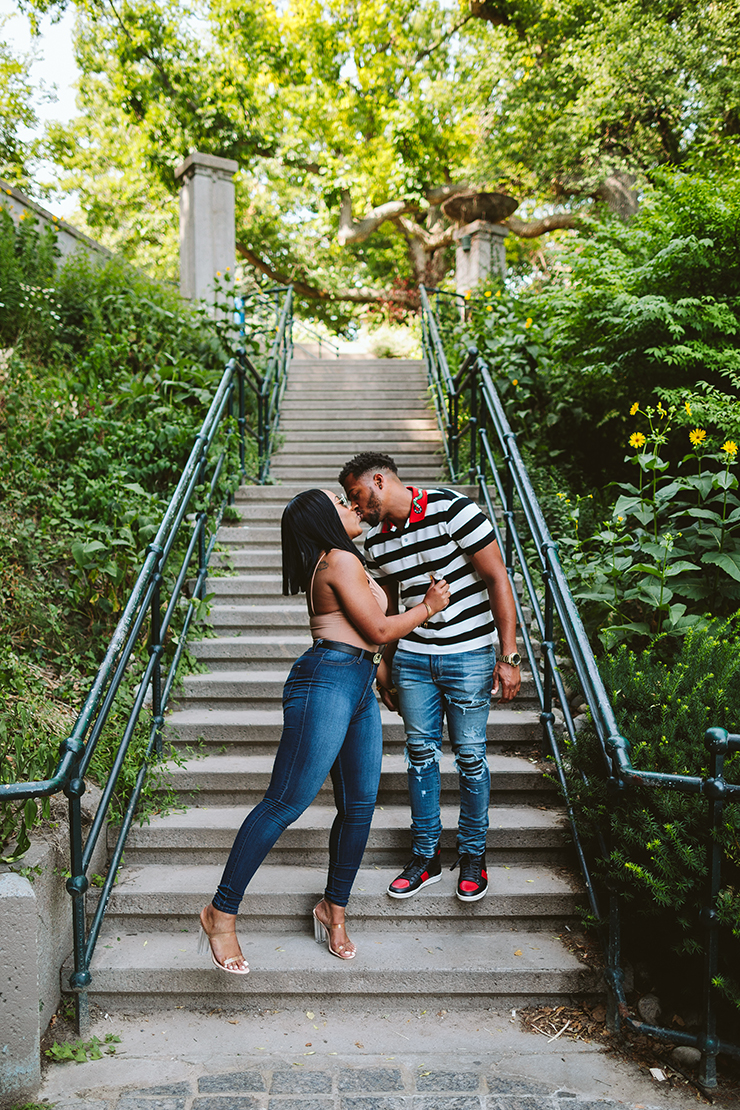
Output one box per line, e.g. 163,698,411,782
364,489,382,526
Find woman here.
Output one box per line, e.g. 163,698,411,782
198,488,449,971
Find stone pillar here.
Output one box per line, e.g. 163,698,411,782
0,873,40,1108
174,151,238,304
453,219,508,295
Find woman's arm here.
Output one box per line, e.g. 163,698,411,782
320,551,448,644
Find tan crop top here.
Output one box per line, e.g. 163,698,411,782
308,557,388,652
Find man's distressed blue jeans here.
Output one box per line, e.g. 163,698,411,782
392,645,494,857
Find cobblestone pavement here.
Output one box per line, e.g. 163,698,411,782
43,1063,663,1110
36,1006,703,1110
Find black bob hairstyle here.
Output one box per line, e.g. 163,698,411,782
281,489,365,596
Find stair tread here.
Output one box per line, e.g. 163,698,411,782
160,752,548,777
125,804,563,833
165,706,540,727
84,929,586,976
96,862,576,897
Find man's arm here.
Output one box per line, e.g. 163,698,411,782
470,541,521,703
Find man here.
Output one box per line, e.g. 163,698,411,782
339,452,521,903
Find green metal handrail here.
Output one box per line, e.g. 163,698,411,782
420,289,740,1089
0,292,293,1031
236,285,293,481
293,319,341,359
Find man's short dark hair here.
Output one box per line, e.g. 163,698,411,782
338,452,398,486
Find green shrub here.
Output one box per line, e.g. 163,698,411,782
0,214,254,856
566,616,740,1013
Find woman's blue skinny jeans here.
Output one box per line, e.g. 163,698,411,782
212,643,382,914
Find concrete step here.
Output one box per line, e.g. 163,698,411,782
200,605,311,632
171,670,539,710
76,928,595,1012
210,549,284,568
288,358,424,370
272,454,442,470
279,429,441,442
202,572,284,592
115,805,567,867
213,525,280,546
155,752,556,807
188,633,312,665
279,418,439,430
270,469,445,482
93,863,580,934
233,484,481,503
164,706,542,755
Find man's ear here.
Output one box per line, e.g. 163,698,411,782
373,472,384,489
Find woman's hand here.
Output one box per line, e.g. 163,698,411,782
376,658,400,715
423,575,450,616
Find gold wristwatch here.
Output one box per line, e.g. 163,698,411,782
498,652,522,667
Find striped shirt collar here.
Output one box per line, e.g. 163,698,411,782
381,487,428,533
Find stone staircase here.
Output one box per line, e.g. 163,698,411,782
85,356,592,1012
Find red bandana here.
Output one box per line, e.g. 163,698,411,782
381,487,428,533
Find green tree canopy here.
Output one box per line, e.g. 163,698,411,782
0,27,40,186
20,0,740,309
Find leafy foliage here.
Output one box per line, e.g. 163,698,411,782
565,617,740,1014
0,31,39,186
45,1032,120,1063
0,212,246,856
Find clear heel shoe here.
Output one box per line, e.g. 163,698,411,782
312,901,356,960
198,908,250,975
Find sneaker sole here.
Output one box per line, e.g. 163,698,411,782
386,872,443,900
455,887,488,903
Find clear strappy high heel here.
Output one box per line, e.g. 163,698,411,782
198,908,250,975
312,900,356,960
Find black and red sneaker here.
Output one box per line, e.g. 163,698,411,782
454,853,488,902
387,844,442,899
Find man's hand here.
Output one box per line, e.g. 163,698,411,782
492,660,521,703
376,659,400,714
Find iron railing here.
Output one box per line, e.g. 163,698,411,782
420,287,740,1089
293,319,341,359
236,285,294,481
0,291,293,1031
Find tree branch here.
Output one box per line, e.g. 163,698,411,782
415,13,474,64
236,242,418,305
395,215,454,251
338,183,468,245
503,213,579,238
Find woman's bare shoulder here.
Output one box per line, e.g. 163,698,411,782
324,549,366,576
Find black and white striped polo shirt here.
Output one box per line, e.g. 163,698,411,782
364,487,498,655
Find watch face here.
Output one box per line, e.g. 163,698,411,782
502,653,521,666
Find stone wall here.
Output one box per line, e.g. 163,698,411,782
0,793,107,1108
0,177,113,265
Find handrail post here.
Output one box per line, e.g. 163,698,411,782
505,444,515,572
149,544,164,760
63,737,91,1035
468,371,478,485
237,355,247,481
699,727,727,1089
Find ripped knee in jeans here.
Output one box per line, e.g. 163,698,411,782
454,748,488,781
405,742,441,772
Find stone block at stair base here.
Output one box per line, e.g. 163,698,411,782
0,872,40,1109
198,1071,266,1092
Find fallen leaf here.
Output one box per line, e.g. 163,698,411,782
514,949,522,956
228,1020,239,1026
355,1042,364,1048
306,1011,314,1019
